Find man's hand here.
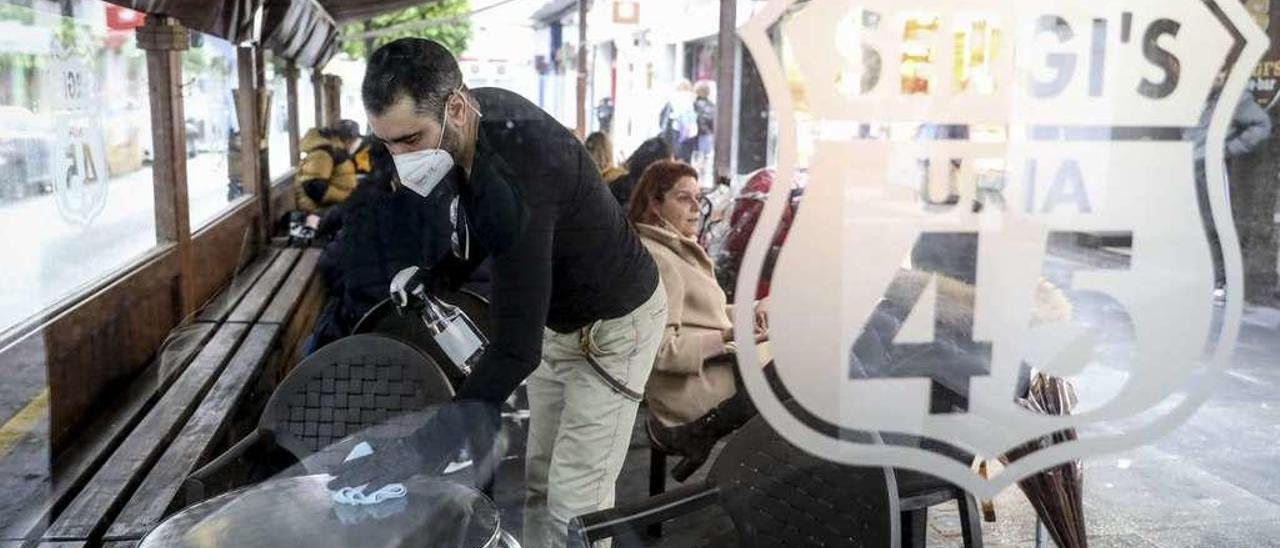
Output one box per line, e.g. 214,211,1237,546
325,400,502,492
326,437,433,492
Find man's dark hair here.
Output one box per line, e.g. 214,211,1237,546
610,137,675,208
363,38,463,117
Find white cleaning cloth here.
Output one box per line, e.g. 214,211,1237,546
329,441,409,506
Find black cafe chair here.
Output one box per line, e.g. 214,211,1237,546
353,288,492,389
575,412,984,548
181,333,454,507
355,288,531,460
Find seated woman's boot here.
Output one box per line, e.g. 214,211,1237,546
647,389,760,481
647,415,713,481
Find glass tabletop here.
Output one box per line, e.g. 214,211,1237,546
139,474,501,548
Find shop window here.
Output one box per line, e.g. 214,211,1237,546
266,59,293,182
183,31,242,229
0,1,155,333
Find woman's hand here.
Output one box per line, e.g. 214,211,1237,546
753,298,770,341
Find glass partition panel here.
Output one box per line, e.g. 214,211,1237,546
3,1,1279,546
0,1,155,334
183,32,242,229
266,58,293,181
297,67,316,135
0,0,156,534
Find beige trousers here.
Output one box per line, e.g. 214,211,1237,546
522,285,667,548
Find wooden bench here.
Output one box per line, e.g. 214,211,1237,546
0,324,217,546
20,246,323,547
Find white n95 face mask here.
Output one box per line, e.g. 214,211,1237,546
390,88,483,198
392,148,453,198
392,94,457,198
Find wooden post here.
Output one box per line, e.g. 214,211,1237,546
253,47,272,232
576,0,590,138
323,74,342,128
236,46,265,244
285,61,300,166
137,16,195,315
311,68,324,130
713,0,737,184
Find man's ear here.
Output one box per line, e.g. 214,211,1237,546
445,95,468,128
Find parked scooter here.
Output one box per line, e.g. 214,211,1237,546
705,168,807,302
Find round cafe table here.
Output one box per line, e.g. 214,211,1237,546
138,474,502,548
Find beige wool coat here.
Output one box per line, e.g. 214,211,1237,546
636,221,741,426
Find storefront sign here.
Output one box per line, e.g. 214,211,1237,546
737,0,1264,498
1245,0,1280,109
612,1,639,25
105,5,146,32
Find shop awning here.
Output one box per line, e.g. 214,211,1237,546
262,0,450,68
319,0,440,22
262,0,339,68
104,0,261,43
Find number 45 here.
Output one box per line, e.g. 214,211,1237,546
63,141,100,189
849,231,1131,414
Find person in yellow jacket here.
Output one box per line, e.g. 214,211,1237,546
295,120,363,212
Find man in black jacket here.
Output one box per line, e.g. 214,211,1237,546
328,39,665,548
305,140,491,353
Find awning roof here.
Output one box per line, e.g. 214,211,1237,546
105,0,445,68
531,0,576,23
105,0,260,43
262,0,339,68
318,0,439,22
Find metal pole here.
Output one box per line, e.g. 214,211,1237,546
576,0,590,138
713,0,737,185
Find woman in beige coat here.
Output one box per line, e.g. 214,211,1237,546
626,160,768,479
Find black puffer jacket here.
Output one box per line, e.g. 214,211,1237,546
310,146,457,349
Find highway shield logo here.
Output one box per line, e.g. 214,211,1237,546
734,0,1265,499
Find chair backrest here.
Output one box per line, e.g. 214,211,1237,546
352,289,491,388
707,415,893,548
259,334,454,458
